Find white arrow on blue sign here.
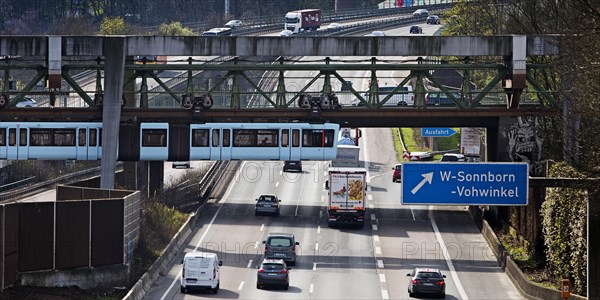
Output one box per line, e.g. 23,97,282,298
421,128,457,137
401,162,529,205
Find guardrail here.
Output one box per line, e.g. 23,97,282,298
0,163,123,203
159,161,227,210
0,176,36,192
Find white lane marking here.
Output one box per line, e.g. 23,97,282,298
279,170,283,176
160,171,234,300
372,224,378,231
377,260,384,269
373,235,380,242
309,283,314,293
370,213,376,220
379,273,386,282
247,260,253,268
368,194,373,201
381,290,389,300
238,281,244,291
315,242,319,251
319,210,323,218
369,203,374,209
375,247,382,255
260,224,264,231
254,241,259,249
429,206,469,300
313,262,317,271
317,225,321,234
324,171,328,177
294,176,306,217
275,181,279,188
363,129,372,184
410,205,416,221
321,195,326,202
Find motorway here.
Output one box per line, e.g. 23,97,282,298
143,127,522,300
140,22,524,300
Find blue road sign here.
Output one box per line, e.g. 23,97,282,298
421,128,457,137
401,162,528,205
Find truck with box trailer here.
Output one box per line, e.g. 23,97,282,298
285,9,321,33
325,144,367,228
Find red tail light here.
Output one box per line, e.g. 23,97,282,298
436,280,445,285
412,279,420,284
280,269,288,274
292,246,296,253
258,269,265,273
264,245,268,252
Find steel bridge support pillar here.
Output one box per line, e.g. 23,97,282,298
503,35,526,109
275,57,286,107
100,37,126,189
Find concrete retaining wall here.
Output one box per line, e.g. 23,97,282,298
470,207,586,300
19,264,128,290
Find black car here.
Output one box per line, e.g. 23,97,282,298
283,160,302,172
407,268,446,298
256,259,290,290
409,26,423,34
426,15,440,24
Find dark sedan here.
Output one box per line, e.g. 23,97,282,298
255,194,281,216
407,268,446,298
256,259,290,290
410,25,423,34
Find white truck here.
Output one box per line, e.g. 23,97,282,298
284,9,321,33
325,144,367,228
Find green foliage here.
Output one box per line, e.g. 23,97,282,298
157,21,196,36
99,16,127,35
441,0,503,36
541,162,587,295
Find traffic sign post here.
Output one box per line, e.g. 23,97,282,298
401,162,529,205
421,128,456,137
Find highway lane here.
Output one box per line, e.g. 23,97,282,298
145,159,384,300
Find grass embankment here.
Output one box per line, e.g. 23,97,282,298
391,128,461,161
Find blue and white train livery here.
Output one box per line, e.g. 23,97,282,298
0,122,339,161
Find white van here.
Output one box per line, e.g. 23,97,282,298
180,252,222,294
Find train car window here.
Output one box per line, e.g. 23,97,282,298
258,129,278,147
302,129,335,147
90,129,97,146
79,129,87,146
54,129,76,146
19,129,27,146
9,128,16,146
281,129,289,147
0,128,5,146
192,129,209,147
292,129,300,147
233,129,256,147
223,129,230,147
30,129,52,146
142,129,167,147
212,129,220,147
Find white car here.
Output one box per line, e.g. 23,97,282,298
279,30,293,36
327,23,341,29
371,30,386,36
224,20,242,28
16,97,38,107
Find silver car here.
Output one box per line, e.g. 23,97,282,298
255,194,281,216
256,259,290,290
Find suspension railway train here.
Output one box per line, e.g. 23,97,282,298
0,122,339,161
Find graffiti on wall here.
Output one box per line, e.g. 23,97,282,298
500,116,544,176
